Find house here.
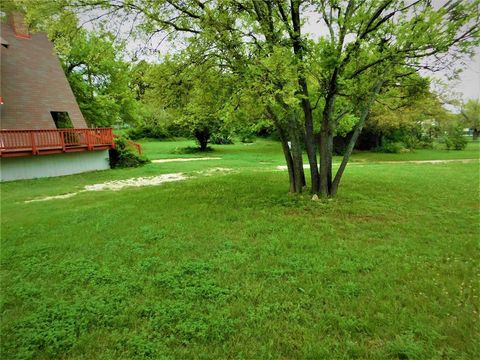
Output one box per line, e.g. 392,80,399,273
0,12,115,181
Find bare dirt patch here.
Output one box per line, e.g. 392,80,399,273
24,169,234,203
195,167,235,176
84,173,187,191
25,193,79,202
25,173,187,203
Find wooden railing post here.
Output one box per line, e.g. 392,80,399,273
60,130,66,151
30,131,37,155
86,129,93,150
110,129,116,149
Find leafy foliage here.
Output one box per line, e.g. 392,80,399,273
442,124,468,151
461,98,480,139
109,137,149,168
145,58,234,151
14,5,144,127
126,124,171,141
210,132,234,145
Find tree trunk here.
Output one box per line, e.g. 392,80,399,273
326,133,333,188
194,128,210,151
319,91,336,197
290,140,304,193
279,133,297,193
473,128,479,140
288,114,306,193
319,129,333,196
269,108,305,193
302,87,320,193
331,80,384,196
290,0,319,194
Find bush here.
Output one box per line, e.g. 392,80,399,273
171,146,214,154
166,122,191,138
375,141,407,154
415,139,434,149
234,127,256,143
210,133,234,145
240,135,255,143
253,120,276,137
126,124,171,140
402,133,434,150
109,137,149,168
237,130,255,143
442,125,467,150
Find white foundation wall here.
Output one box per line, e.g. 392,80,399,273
0,150,110,181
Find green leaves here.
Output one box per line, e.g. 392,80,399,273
461,98,480,130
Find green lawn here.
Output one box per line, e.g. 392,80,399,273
138,137,480,162
349,140,480,162
1,139,479,359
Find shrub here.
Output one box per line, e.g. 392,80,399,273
171,146,214,154
237,130,255,143
210,133,234,145
109,137,149,168
442,125,467,150
126,124,171,140
166,122,191,138
253,120,276,137
375,141,407,154
240,135,255,143
402,132,434,150
233,126,256,143
415,139,434,149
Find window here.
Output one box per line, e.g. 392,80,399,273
1,36,8,48
51,112,73,129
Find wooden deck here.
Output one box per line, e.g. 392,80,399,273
0,128,115,157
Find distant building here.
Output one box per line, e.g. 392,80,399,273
0,12,114,181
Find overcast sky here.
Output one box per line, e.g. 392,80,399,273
302,8,480,102
451,50,480,101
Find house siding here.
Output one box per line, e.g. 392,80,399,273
0,150,110,181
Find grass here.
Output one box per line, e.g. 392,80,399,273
1,139,479,359
349,141,480,162
137,137,480,162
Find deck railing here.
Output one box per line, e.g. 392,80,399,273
0,128,115,157
126,139,142,155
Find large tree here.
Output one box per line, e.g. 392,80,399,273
61,29,141,127
145,57,235,151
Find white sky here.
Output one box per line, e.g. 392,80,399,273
451,51,480,101
302,8,480,102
